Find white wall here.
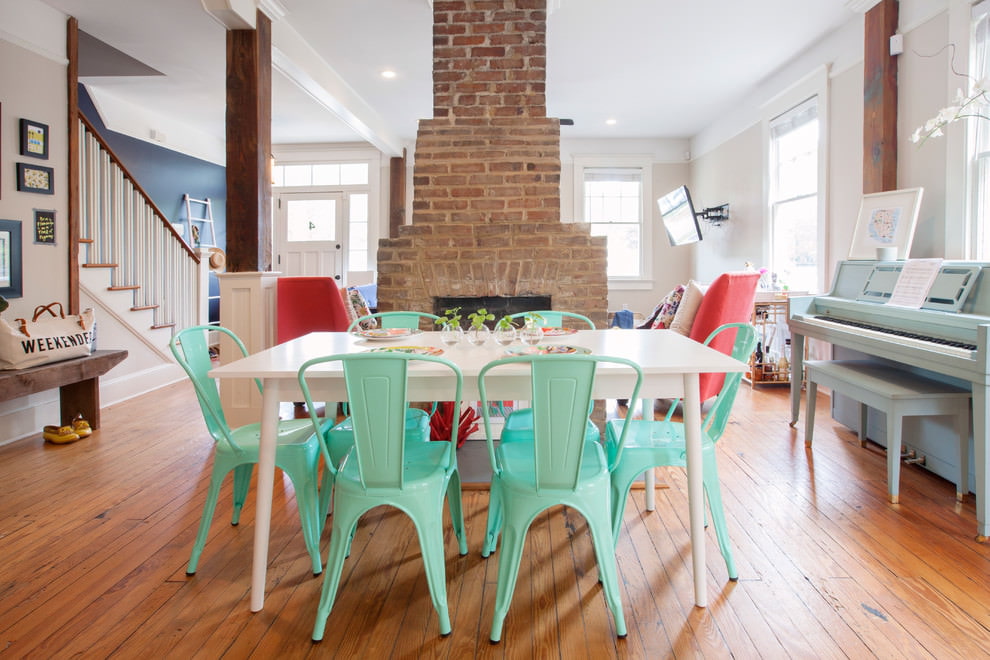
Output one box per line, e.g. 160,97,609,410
0,1,71,443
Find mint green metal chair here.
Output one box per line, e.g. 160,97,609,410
169,325,327,576
478,354,643,642
299,352,468,641
500,310,597,443
604,322,757,580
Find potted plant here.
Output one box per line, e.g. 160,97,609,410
435,307,463,346
493,314,517,346
465,308,494,346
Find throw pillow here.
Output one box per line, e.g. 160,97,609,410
344,286,376,329
650,284,685,329
669,279,706,336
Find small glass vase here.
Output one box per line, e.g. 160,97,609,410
520,323,542,346
466,325,490,347
493,325,517,347
439,323,463,347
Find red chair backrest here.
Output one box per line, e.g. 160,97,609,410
276,277,350,344
688,272,760,401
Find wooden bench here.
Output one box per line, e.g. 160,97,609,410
804,359,971,504
0,349,128,429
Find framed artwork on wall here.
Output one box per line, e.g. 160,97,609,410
20,118,49,159
16,163,54,195
848,187,924,260
0,220,23,299
34,209,55,245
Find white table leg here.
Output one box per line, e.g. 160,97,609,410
682,373,706,607
642,397,656,510
251,382,281,612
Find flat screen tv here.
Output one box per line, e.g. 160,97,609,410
657,185,702,247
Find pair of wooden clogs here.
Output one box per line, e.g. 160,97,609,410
42,414,92,444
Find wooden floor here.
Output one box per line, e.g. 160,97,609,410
2,381,990,659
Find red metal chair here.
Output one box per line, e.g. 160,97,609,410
276,277,351,344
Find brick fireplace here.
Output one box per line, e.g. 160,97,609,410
376,0,608,326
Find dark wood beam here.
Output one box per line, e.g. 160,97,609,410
864,0,899,193
389,149,406,238
225,10,272,272
67,17,80,314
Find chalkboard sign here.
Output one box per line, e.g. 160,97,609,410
34,209,55,244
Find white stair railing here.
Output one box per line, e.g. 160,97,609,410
78,115,202,332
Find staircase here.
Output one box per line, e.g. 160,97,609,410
76,115,210,401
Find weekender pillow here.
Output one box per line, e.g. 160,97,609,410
650,284,685,329
669,279,706,336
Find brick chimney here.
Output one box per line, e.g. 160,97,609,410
376,0,608,326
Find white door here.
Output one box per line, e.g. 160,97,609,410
275,192,344,280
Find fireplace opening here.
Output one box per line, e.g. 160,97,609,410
434,296,552,326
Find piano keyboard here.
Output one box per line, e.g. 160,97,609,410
807,315,977,356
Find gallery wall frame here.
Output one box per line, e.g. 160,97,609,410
20,118,49,159
848,187,924,260
34,209,55,245
0,220,23,299
16,163,54,195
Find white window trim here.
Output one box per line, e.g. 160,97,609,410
761,65,829,293
272,145,382,274
571,153,654,290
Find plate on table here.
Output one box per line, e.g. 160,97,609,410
504,344,591,356
366,345,444,356
353,327,422,341
540,326,578,337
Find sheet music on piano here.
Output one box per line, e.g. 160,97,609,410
886,258,944,308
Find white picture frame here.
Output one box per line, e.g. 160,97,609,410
848,187,924,260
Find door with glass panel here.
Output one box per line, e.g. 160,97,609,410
275,192,344,280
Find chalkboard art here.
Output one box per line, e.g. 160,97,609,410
34,210,55,245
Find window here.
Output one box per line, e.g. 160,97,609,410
573,156,652,282
273,160,373,274
972,3,990,257
768,97,820,293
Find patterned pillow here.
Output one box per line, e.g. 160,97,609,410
651,284,686,329
344,286,376,329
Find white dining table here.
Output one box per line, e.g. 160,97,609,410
208,328,746,612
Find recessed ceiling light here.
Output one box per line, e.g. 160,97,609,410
380,69,397,79
605,118,617,126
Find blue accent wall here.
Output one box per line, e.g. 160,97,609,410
78,84,226,251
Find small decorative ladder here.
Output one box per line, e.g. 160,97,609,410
183,194,216,247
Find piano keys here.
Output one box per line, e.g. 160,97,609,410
788,259,990,540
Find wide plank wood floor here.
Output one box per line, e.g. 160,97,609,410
1,380,989,658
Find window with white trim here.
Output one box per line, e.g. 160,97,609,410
768,96,820,293
972,3,990,258
273,161,371,272
573,156,652,282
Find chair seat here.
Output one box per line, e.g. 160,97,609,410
500,407,600,444
496,435,610,488
326,408,431,463
220,418,324,454
336,440,452,490
605,418,715,462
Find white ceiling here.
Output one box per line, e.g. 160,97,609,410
40,0,858,151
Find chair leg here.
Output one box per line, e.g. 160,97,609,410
230,463,254,525
445,470,468,556
703,457,737,580
187,466,227,575
482,479,504,557
490,515,527,642
312,500,356,641
414,514,453,636
586,504,627,637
